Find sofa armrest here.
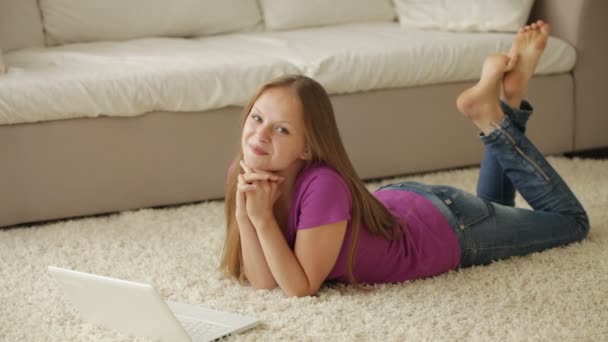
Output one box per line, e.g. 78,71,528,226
530,0,608,150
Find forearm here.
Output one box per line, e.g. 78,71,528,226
252,217,312,297
238,219,277,289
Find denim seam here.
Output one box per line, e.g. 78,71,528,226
490,121,551,182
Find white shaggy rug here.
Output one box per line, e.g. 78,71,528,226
1,156,607,341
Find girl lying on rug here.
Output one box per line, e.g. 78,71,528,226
220,21,590,297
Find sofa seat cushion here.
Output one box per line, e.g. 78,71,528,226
0,37,300,125
0,23,576,125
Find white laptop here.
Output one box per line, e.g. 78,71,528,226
48,266,260,342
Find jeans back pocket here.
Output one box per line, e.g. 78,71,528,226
427,185,491,230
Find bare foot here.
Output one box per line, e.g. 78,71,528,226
457,54,516,135
502,20,551,108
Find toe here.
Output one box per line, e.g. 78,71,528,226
540,23,551,35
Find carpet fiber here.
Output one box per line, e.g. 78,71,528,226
1,156,607,341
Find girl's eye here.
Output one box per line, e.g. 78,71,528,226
276,127,289,135
250,114,262,122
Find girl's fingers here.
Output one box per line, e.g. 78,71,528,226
239,160,253,173
237,182,256,192
251,168,283,181
239,185,256,192
242,173,283,183
238,174,255,189
240,160,284,182
236,184,245,204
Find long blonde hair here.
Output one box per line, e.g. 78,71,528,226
220,75,403,286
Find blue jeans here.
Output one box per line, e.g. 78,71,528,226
379,101,590,267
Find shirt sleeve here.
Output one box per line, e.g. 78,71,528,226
297,170,352,230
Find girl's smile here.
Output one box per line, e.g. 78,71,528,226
249,144,269,156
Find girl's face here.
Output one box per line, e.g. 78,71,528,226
241,86,308,174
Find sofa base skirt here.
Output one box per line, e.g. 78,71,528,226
0,74,574,227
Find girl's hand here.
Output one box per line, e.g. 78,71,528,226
236,173,255,223
236,160,275,222
239,160,284,224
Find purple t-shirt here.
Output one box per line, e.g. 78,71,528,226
284,163,461,284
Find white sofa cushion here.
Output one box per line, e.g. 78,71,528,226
40,0,262,45
394,0,535,32
0,23,576,125
0,37,299,124
260,0,395,30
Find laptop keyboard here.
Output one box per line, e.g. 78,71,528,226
178,316,230,341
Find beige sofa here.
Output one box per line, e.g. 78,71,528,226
0,0,606,228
